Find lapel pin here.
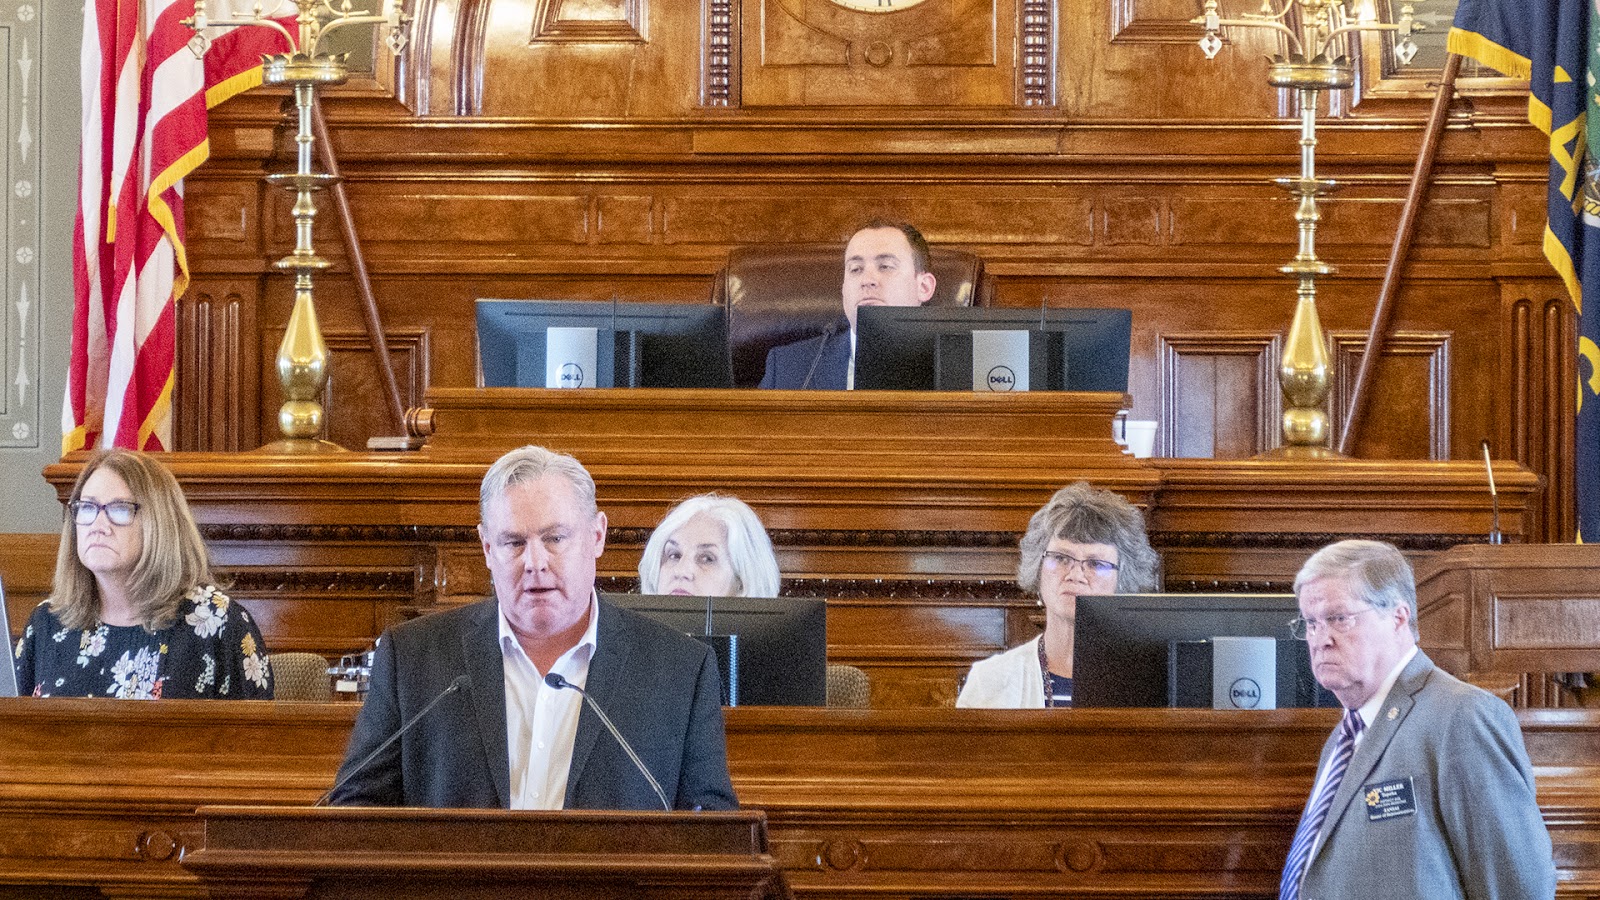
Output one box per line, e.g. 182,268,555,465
1387,707,1398,720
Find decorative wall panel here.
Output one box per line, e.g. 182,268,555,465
1331,331,1452,461
0,3,40,450
742,0,1022,107
1108,0,1207,44
1158,334,1281,459
532,0,647,43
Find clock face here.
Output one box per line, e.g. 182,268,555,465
826,0,931,9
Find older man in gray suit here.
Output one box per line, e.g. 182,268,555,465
1279,540,1555,900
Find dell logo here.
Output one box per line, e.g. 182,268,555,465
559,363,585,388
1229,677,1262,709
986,366,1017,392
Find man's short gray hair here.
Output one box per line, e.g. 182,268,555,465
1294,539,1419,638
479,445,597,521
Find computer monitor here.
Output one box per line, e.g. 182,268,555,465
1072,593,1338,708
0,576,17,698
853,306,1132,392
606,594,826,706
476,299,733,388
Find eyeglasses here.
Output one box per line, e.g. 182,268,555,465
69,500,140,527
1041,551,1119,577
1288,607,1376,640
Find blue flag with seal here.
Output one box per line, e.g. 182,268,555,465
1450,0,1600,542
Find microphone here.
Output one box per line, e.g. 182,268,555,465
800,319,840,390
1481,439,1502,545
544,672,671,811
315,674,469,807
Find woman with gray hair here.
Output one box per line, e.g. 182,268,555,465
638,493,780,599
957,481,1159,708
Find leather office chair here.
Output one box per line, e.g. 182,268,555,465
712,244,988,388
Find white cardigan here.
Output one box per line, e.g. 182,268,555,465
955,636,1045,708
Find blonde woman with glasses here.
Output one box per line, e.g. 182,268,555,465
13,449,273,699
956,482,1158,708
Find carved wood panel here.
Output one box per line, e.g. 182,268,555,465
1330,331,1452,461
1158,333,1281,458
742,0,1025,107
532,0,647,43
178,280,261,452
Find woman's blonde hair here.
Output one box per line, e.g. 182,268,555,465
49,449,213,632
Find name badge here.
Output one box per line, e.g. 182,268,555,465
1362,777,1416,822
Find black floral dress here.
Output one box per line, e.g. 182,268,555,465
13,585,274,699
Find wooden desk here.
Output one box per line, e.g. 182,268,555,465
34,390,1543,706
0,700,1592,899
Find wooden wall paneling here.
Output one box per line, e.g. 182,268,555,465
532,0,648,43
315,328,429,449
1060,0,1290,119
1501,280,1577,543
0,533,56,643
1156,332,1282,459
742,0,1012,109
178,280,261,453
1329,330,1451,461
1543,293,1578,542
434,0,707,118
1107,0,1205,45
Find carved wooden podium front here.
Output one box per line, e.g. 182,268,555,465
182,806,789,900
1416,544,1600,691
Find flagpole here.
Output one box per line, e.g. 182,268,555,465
1338,52,1463,455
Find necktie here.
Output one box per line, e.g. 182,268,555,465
1278,709,1365,900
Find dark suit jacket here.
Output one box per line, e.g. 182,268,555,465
328,596,738,811
758,319,849,389
1294,650,1555,900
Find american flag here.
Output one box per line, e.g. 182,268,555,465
65,0,287,452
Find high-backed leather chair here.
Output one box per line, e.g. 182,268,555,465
712,244,988,388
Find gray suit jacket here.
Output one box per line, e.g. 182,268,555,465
1295,650,1554,900
328,595,737,811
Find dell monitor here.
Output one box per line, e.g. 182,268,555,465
476,299,732,389
606,594,826,706
1073,593,1337,708
853,306,1132,392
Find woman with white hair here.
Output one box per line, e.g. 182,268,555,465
638,494,780,598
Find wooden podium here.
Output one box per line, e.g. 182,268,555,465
181,806,791,900
1416,544,1600,690
1420,544,1593,704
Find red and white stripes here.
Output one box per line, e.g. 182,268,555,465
65,0,286,452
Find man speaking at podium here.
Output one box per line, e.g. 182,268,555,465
758,219,937,390
328,445,737,811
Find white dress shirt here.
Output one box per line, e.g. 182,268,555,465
498,592,599,810
846,328,857,390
